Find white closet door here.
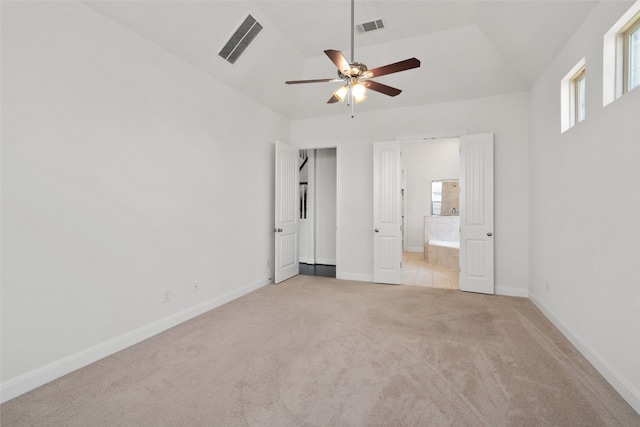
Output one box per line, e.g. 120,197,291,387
275,141,299,283
459,133,494,294
373,141,402,285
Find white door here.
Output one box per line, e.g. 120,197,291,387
459,133,494,294
275,141,299,283
373,141,402,284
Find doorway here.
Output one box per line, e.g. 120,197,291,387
372,133,494,293
401,138,460,289
298,148,337,278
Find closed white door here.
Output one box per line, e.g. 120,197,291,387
459,133,494,294
373,141,402,284
275,141,299,283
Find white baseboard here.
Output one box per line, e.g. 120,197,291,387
314,258,336,266
338,272,374,282
0,278,271,404
495,285,529,298
300,259,337,266
529,291,640,415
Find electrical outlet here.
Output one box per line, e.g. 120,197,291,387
193,282,199,293
163,290,171,303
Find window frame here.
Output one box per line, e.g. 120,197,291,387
622,13,640,93
603,2,640,106
561,58,586,133
573,67,586,124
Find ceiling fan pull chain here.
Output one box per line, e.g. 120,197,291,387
350,79,355,118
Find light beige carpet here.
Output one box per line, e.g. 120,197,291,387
1,275,638,426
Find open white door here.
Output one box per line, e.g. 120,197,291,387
459,133,494,294
373,141,402,284
275,141,299,283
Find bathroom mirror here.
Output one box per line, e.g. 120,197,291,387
431,179,460,216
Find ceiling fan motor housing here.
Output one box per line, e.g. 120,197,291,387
338,62,369,79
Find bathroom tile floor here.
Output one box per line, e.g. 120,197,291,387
402,251,459,289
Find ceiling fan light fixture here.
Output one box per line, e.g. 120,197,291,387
351,80,366,102
354,94,367,104
334,84,349,102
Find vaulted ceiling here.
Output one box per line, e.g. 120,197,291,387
84,1,598,120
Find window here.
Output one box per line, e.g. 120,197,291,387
603,1,640,105
574,67,586,124
623,13,640,92
561,58,586,133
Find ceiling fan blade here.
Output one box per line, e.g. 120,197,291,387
285,78,339,84
364,80,402,97
327,94,341,104
365,58,421,78
324,49,351,74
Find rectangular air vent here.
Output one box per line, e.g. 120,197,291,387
355,18,385,34
218,14,263,65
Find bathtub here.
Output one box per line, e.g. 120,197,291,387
426,240,460,270
428,240,459,249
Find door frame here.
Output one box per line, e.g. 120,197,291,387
292,141,342,279
397,132,468,270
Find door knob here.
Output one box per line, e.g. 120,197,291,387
274,228,283,233
487,232,493,237
375,229,379,233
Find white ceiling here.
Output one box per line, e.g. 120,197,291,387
84,0,598,120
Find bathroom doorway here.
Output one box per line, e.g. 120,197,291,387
401,138,460,289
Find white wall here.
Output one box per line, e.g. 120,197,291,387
402,139,459,251
315,148,337,265
1,1,289,400
290,92,530,295
528,1,640,412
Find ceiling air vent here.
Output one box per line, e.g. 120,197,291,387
355,18,385,34
218,14,263,65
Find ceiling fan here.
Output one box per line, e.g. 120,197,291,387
285,0,421,116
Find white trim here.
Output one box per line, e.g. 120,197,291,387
402,166,408,251
336,144,342,281
495,286,528,298
314,258,336,266
0,278,270,404
529,291,640,414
